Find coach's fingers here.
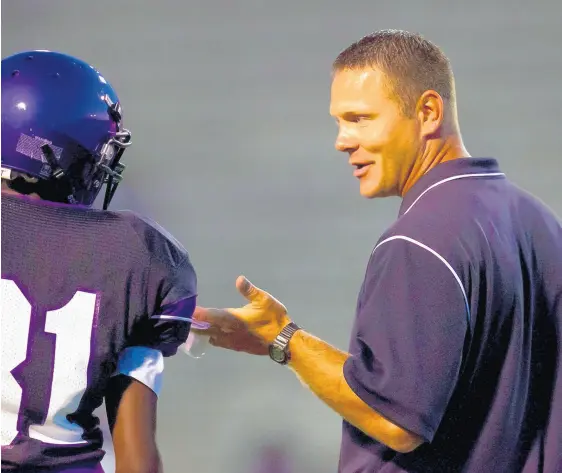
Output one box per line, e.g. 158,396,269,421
235,276,288,314
192,307,245,334
209,333,268,355
192,306,217,323
235,275,269,305
192,306,213,325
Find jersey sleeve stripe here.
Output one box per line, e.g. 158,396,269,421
149,314,210,329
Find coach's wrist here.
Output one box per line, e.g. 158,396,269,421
268,319,301,365
259,315,292,344
286,326,304,348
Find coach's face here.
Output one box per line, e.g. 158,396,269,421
330,68,421,198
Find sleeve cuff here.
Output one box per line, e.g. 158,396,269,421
114,346,165,396
343,356,435,443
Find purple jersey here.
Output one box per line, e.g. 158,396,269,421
339,159,562,472
1,193,197,471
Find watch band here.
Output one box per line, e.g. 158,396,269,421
269,322,301,365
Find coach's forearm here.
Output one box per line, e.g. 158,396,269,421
287,330,421,453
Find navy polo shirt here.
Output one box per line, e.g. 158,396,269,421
339,158,562,473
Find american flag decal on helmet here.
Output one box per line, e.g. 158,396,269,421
16,133,63,163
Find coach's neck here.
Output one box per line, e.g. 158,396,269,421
402,123,470,197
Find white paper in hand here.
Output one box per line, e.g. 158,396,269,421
181,329,210,359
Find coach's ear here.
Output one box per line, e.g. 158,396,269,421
417,89,444,138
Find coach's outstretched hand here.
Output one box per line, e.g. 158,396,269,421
193,276,292,355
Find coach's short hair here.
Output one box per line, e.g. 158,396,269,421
333,30,455,115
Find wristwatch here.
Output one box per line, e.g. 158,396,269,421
268,322,301,365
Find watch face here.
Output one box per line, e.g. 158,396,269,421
269,345,287,363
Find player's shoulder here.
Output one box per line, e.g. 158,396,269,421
114,210,190,269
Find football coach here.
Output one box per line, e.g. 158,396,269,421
194,29,562,473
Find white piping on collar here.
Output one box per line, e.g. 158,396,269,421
403,172,505,215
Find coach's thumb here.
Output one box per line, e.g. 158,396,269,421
236,275,261,302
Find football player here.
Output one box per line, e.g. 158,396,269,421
1,50,206,473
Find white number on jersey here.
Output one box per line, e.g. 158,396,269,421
1,278,98,446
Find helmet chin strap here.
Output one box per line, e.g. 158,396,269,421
40,144,80,204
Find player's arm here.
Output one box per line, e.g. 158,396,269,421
104,215,199,472
106,260,197,473
104,296,194,473
105,374,163,473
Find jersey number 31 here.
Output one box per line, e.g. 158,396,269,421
1,278,98,446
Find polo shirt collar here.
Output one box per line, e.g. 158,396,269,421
399,158,505,217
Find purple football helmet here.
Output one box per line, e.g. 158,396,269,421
1,50,132,208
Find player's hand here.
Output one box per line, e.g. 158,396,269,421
193,275,292,354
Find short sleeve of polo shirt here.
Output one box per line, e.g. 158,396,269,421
343,236,469,443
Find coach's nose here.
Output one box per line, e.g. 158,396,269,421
334,125,358,154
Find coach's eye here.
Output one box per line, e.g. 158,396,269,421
350,115,370,124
